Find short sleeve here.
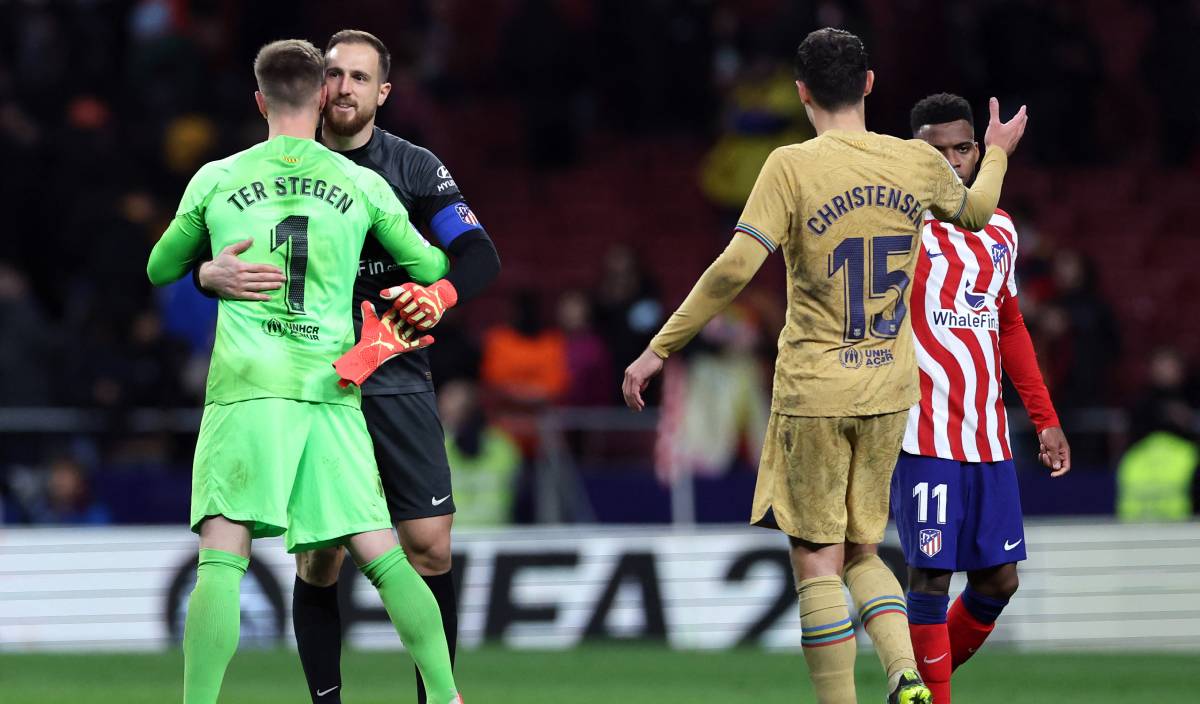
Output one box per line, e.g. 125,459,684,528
924,145,968,222
734,148,794,253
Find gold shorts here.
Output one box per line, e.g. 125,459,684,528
751,410,907,544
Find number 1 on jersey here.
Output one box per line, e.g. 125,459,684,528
270,215,309,315
828,235,913,341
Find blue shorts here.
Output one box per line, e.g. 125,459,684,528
890,452,1027,572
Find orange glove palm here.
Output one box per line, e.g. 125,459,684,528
333,301,434,388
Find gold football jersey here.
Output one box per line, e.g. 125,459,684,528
739,129,970,417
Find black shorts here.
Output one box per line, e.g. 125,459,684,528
360,392,454,522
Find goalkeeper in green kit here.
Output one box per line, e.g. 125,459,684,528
146,39,461,704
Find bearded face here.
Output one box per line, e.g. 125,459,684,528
323,94,376,137
322,41,390,140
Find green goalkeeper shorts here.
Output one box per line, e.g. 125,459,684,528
191,397,391,553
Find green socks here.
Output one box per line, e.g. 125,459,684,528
361,547,458,704
183,548,249,704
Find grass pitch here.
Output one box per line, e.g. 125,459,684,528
2,645,1194,703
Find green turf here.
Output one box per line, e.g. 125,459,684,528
1,646,1195,703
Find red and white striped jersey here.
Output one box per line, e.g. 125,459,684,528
903,210,1018,462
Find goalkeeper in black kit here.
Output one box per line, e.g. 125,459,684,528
195,30,499,704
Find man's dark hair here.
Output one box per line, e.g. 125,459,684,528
910,93,974,136
793,28,869,110
253,39,324,110
326,29,391,79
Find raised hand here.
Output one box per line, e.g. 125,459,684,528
983,97,1028,157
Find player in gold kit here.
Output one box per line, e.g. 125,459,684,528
623,28,1027,704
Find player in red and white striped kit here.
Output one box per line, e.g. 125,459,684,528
890,94,1072,703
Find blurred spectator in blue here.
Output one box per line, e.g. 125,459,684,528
27,454,111,525
557,290,612,407
439,380,520,526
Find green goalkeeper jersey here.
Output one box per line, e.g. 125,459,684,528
147,134,448,407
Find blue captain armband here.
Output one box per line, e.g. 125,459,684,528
430,201,483,247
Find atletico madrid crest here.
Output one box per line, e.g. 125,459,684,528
919,529,943,557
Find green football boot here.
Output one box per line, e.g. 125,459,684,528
887,669,933,704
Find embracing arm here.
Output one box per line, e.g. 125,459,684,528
147,208,208,286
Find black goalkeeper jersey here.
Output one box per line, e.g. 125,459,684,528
337,127,487,395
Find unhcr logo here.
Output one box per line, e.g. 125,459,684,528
261,317,320,341
262,318,287,337
839,347,863,370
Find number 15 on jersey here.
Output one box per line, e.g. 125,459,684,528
828,234,913,342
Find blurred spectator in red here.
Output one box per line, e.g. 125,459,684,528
439,379,521,526
481,290,567,456
557,290,612,407
481,290,567,403
0,261,55,405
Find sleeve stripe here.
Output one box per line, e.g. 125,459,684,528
735,223,777,253
949,190,968,223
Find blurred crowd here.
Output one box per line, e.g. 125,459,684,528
1,0,1198,524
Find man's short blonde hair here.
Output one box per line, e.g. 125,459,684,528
253,39,324,110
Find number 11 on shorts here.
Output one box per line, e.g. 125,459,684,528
913,481,947,524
